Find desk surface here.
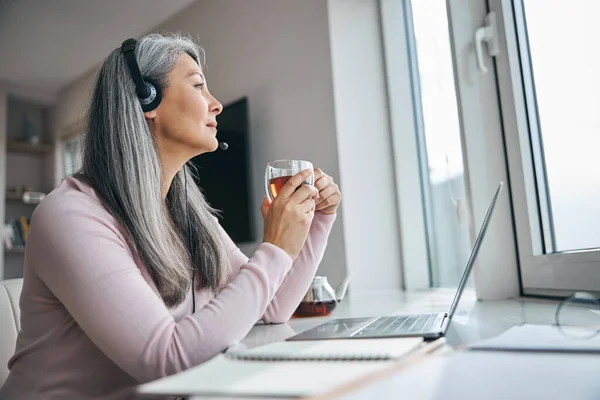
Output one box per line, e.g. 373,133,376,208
177,288,581,400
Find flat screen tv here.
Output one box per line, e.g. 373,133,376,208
189,97,255,243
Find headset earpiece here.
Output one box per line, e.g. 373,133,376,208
137,77,162,112
120,38,162,112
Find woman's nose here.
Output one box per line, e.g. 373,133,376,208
210,96,223,115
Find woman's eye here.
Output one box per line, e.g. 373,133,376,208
195,83,205,90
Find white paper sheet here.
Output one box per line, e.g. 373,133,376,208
470,323,600,352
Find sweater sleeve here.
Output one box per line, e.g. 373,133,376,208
219,212,337,324
29,195,293,383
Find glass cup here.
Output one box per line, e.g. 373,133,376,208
293,276,338,318
555,292,600,339
265,160,314,202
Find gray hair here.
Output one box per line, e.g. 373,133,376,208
75,33,230,306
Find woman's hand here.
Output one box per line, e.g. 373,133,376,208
313,168,341,215
262,169,319,260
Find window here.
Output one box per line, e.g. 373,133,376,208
384,0,599,297
520,0,600,252
62,134,84,177
493,0,600,294
408,0,472,288
382,0,517,296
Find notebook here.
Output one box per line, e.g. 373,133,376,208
136,337,426,398
224,337,424,361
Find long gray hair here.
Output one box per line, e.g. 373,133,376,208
75,33,230,307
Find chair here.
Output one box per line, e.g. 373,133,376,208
0,278,23,388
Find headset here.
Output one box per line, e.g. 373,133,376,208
120,38,162,112
120,38,228,314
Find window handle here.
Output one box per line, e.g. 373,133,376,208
475,11,500,73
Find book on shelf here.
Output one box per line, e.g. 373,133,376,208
3,217,30,250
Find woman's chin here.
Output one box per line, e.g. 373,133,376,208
195,137,219,152
186,139,219,157
208,137,219,152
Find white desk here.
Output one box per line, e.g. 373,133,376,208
140,288,596,399
303,290,600,400
331,349,600,400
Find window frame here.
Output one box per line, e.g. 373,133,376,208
62,133,84,177
380,0,432,290
380,0,521,298
490,0,600,296
57,122,85,181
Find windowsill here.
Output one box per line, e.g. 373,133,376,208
244,288,561,350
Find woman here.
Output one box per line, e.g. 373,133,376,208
0,33,341,399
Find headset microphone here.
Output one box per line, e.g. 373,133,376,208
219,142,229,150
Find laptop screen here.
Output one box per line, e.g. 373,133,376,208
447,182,504,319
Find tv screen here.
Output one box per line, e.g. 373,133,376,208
190,97,255,243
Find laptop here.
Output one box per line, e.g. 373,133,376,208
287,182,504,341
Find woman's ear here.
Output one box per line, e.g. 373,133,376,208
144,109,157,120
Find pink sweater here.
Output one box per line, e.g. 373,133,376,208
0,176,335,399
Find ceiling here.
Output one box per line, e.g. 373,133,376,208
0,0,198,97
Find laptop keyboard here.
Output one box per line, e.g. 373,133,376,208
356,314,438,336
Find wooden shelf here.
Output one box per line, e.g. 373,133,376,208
7,140,53,155
5,193,23,201
5,247,25,254
5,192,45,204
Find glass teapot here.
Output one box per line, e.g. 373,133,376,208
293,276,351,318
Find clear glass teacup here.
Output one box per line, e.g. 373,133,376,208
293,276,350,318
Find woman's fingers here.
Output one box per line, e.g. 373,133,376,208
277,169,313,199
315,192,341,211
261,196,271,218
314,171,332,191
314,168,325,182
300,197,316,214
315,184,338,206
290,183,319,204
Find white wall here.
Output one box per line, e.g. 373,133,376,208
50,0,351,289
51,72,95,139
328,0,403,292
